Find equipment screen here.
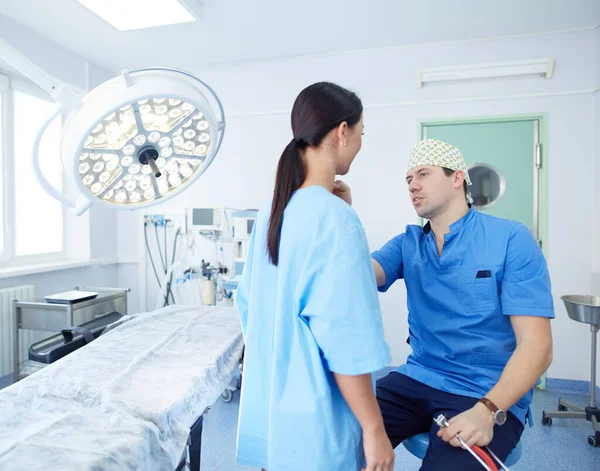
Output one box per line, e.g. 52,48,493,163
193,208,214,226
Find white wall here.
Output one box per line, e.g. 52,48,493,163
0,16,123,303
0,264,119,297
593,27,600,294
117,28,598,381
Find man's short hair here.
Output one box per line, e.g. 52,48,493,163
442,167,468,198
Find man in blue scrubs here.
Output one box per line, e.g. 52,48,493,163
371,139,554,469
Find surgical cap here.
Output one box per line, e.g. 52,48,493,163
408,139,473,204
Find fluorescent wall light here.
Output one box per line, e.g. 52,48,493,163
417,58,554,88
76,0,203,31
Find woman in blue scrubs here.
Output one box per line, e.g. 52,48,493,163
235,82,394,471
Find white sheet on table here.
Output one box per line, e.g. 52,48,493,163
0,305,243,470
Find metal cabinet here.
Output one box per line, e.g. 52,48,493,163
13,287,128,380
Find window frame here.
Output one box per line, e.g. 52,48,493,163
0,74,9,263
0,73,68,267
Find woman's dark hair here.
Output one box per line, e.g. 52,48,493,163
267,82,362,265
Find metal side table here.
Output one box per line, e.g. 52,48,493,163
541,295,600,447
13,286,128,381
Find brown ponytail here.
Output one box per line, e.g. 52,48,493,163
266,82,362,266
267,139,306,265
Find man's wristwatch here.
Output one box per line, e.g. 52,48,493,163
478,397,507,426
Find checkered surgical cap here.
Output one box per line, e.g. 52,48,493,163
408,139,473,204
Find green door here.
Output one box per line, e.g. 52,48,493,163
424,119,548,389
423,120,541,244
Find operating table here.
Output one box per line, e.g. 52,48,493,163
0,304,243,470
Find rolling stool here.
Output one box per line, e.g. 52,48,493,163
541,295,600,447
403,433,522,467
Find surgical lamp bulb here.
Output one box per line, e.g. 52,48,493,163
133,134,147,146
128,163,141,174
158,136,171,148
115,191,127,203
121,156,134,167
148,131,161,143
129,191,141,203
160,147,173,158
183,129,196,139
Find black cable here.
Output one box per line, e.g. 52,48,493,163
171,228,180,265
167,289,176,306
154,223,167,273
144,222,162,288
169,228,180,304
164,223,168,273
163,230,179,306
164,227,181,307
164,223,174,305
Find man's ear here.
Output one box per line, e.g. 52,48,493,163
454,170,466,189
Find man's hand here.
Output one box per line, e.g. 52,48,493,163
361,424,395,471
333,180,352,205
437,403,494,448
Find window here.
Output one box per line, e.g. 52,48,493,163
0,78,7,262
468,163,506,210
0,75,66,266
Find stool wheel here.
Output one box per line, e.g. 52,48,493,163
588,433,600,447
541,414,552,426
221,389,234,403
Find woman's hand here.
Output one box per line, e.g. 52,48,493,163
333,180,352,205
362,425,395,471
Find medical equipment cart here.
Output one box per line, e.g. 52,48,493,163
12,286,128,381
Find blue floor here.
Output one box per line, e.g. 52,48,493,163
3,371,598,469
202,374,600,470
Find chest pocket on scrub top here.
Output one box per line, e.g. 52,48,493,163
455,269,496,313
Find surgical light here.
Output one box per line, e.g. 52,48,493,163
0,39,225,215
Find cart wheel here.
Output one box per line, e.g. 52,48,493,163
588,433,600,447
558,404,567,411
221,389,234,403
541,414,552,426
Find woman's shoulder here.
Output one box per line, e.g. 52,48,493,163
255,186,364,239
293,186,361,227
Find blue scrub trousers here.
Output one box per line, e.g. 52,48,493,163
376,372,524,470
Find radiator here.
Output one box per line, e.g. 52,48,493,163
0,285,36,377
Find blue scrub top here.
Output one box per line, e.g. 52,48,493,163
372,207,554,426
236,186,391,470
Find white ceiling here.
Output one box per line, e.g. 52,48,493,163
0,0,598,73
